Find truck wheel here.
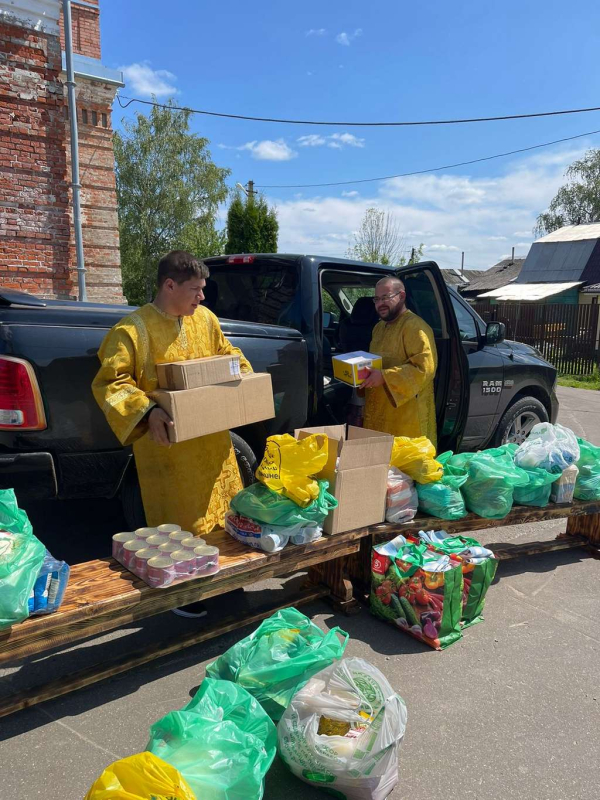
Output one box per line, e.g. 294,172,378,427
492,396,549,446
120,433,257,530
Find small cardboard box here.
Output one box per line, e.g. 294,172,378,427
156,355,241,390
332,351,383,387
151,373,274,443
295,424,393,535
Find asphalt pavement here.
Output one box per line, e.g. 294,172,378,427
1,386,599,800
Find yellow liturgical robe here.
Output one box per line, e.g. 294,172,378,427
92,303,252,535
363,309,438,447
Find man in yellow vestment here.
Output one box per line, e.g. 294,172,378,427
92,251,252,541
362,276,438,447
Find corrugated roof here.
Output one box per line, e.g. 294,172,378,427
581,282,600,293
461,258,524,292
441,268,486,287
515,239,597,283
477,281,582,301
535,223,600,243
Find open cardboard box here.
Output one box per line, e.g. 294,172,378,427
151,373,274,443
295,424,393,535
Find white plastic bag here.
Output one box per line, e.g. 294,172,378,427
278,657,407,800
385,468,418,523
224,510,322,553
514,423,579,474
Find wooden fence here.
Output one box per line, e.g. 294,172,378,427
472,302,600,375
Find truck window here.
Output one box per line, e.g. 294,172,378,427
449,294,479,342
203,259,299,328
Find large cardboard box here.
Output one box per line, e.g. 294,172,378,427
156,355,241,390
332,351,383,387
151,373,274,443
295,424,393,535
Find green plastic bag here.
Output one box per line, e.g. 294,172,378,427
370,539,463,649
416,451,468,520
0,490,45,629
230,479,337,528
513,466,559,507
460,451,529,519
205,607,348,720
146,678,276,800
574,438,600,500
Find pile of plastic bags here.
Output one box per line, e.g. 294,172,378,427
226,434,337,552
86,608,407,800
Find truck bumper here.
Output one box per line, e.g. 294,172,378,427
0,452,57,500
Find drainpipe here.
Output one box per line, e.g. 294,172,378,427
62,0,87,301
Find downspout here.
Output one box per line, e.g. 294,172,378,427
62,0,87,301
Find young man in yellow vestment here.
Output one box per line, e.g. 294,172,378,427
92,251,252,617
361,276,438,447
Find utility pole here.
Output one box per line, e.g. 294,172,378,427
511,246,515,262
62,0,87,301
410,247,415,263
247,180,255,199
461,251,465,275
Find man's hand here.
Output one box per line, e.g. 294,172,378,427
148,407,174,446
361,368,385,389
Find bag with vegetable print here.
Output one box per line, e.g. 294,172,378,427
370,537,463,649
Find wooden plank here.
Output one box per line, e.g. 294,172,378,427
0,540,360,665
492,535,590,560
0,585,330,719
566,510,600,546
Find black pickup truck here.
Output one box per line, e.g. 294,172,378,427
0,255,558,528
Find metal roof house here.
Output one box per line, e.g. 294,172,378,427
440,268,487,289
458,258,524,301
477,224,600,305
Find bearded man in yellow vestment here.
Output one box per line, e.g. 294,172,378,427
362,276,438,447
92,251,252,539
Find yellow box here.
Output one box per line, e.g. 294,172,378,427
332,351,383,387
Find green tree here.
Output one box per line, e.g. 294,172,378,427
535,149,600,236
346,207,423,266
114,99,230,305
225,192,278,254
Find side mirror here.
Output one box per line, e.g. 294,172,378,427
323,311,338,328
486,321,505,345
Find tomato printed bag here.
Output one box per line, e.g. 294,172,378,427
370,537,463,649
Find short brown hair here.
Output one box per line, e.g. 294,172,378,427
157,251,209,287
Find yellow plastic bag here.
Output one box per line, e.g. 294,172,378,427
256,433,328,507
84,752,196,800
390,436,443,484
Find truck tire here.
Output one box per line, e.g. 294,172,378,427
492,396,549,446
120,433,258,530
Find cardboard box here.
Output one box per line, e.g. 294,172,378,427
156,355,241,390
151,373,274,443
295,424,393,535
332,351,383,387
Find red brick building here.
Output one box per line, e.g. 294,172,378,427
0,0,124,302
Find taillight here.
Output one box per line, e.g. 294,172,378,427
0,357,47,430
227,255,255,264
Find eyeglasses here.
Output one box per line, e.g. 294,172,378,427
372,290,403,305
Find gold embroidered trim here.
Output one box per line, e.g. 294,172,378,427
129,311,150,380
102,384,137,415
178,318,188,349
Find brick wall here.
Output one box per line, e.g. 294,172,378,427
0,0,124,303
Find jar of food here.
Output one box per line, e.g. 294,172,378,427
146,555,176,588
112,531,135,561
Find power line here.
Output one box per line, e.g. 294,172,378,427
255,127,600,189
116,93,600,128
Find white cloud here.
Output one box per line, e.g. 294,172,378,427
488,235,507,241
335,28,363,46
514,230,533,237
297,132,365,149
342,190,359,197
268,144,588,266
119,61,178,98
306,28,326,36
220,139,297,161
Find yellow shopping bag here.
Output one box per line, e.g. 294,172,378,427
390,436,443,484
84,752,196,800
256,433,328,507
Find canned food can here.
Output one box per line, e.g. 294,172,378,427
112,532,135,561
158,541,180,555
146,534,170,548
171,549,197,577
121,539,147,569
135,527,159,541
132,547,155,579
169,531,189,543
157,523,181,534
181,536,205,550
194,544,220,574
146,555,176,588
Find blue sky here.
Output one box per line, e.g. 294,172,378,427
101,0,600,269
